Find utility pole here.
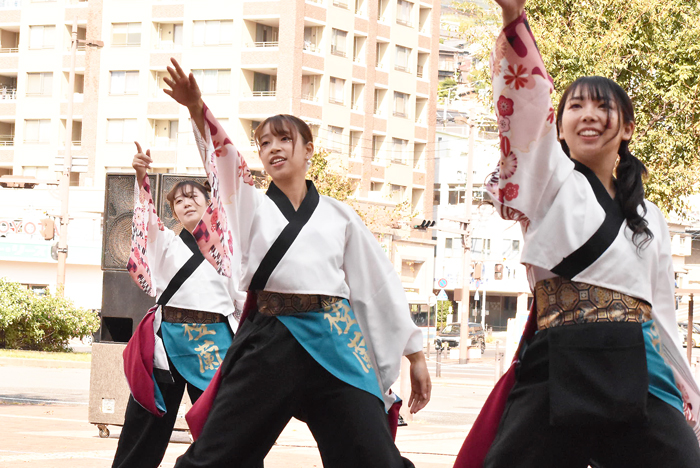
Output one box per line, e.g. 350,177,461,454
56,20,103,296
458,110,475,364
56,19,78,295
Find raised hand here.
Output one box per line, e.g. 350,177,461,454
163,57,202,110
494,0,526,25
132,141,152,184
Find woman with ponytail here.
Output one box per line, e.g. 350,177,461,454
454,1,700,467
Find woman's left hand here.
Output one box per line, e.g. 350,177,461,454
406,351,431,413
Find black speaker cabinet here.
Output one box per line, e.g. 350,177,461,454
99,173,208,342
102,173,159,271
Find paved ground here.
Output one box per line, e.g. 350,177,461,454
0,342,510,468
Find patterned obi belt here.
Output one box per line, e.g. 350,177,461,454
255,291,345,316
535,277,652,331
162,306,226,324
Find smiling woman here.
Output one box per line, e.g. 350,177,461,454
160,57,431,468
453,1,700,467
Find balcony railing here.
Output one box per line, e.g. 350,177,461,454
354,7,365,15
394,64,410,73
393,111,408,118
330,45,346,57
416,65,424,78
0,135,14,146
0,88,16,100
244,91,276,97
0,47,17,53
332,0,348,8
301,94,318,102
328,96,344,105
248,41,279,48
303,41,320,53
0,0,20,8
396,18,413,27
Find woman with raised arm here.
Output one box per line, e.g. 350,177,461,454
161,58,431,468
454,1,700,467
111,143,243,468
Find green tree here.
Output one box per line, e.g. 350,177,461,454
0,279,100,351
438,77,459,103
455,0,700,214
436,300,452,330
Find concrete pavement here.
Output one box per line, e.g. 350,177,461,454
0,351,495,467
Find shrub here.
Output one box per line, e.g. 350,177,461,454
0,278,100,352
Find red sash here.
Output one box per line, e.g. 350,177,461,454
122,305,165,417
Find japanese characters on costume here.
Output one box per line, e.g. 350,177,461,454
112,173,242,468
171,104,423,466
454,11,700,468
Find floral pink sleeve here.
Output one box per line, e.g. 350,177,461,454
486,12,573,230
190,103,260,279
127,174,164,297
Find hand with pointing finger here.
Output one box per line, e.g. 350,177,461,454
132,141,152,185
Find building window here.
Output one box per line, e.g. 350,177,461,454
301,75,320,101
353,36,365,63
396,0,413,26
331,29,347,57
376,42,387,68
107,119,137,143
29,25,55,49
445,237,453,257
109,71,139,95
192,69,231,94
393,91,409,118
26,72,52,96
390,184,406,203
328,125,343,152
112,23,141,47
370,181,383,192
351,83,363,110
255,24,279,46
372,135,384,161
374,89,385,115
303,26,322,53
433,183,441,205
395,45,411,72
448,184,466,205
24,120,51,143
155,23,183,50
329,77,345,104
349,131,362,158
252,72,276,96
392,138,407,164
193,20,233,46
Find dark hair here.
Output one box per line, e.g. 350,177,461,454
166,180,210,217
556,76,653,250
253,114,313,150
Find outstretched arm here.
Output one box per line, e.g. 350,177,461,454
486,0,573,227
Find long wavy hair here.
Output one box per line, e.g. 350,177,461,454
556,76,653,250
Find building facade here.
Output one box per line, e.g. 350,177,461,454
0,0,440,314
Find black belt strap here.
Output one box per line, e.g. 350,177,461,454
551,160,626,280
248,180,319,291
157,228,206,306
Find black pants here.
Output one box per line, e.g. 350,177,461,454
485,331,700,468
174,309,413,468
112,358,204,468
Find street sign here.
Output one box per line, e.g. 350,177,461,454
437,289,448,301
437,278,448,288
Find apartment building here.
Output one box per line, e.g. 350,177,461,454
0,0,440,314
